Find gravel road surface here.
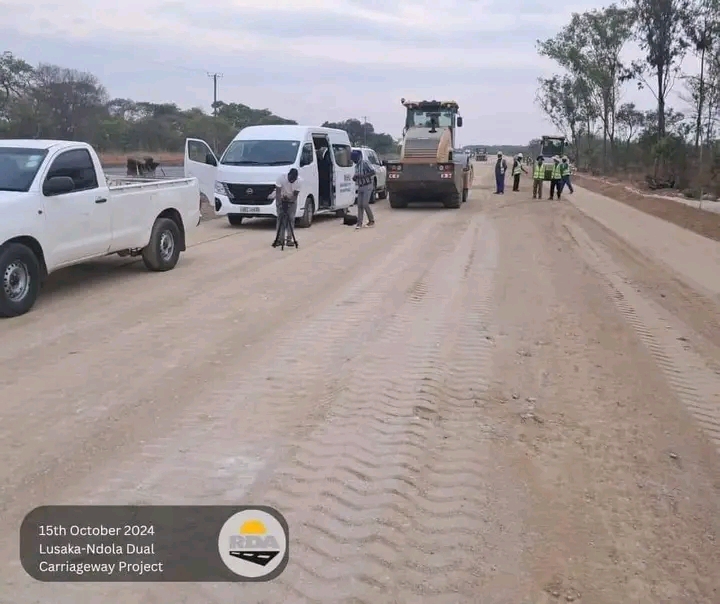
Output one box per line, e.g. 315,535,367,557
1,163,719,603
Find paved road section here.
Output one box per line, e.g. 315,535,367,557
1,164,719,603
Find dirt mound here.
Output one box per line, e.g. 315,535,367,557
575,174,720,242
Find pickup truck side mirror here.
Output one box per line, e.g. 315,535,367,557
43,176,75,196
205,153,217,166
457,117,463,127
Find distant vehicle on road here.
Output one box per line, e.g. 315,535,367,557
0,139,201,317
352,146,387,203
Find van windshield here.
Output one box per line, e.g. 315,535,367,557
220,140,301,166
0,147,49,192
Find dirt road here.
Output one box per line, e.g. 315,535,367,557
1,164,720,603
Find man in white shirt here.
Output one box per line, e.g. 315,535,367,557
273,168,302,247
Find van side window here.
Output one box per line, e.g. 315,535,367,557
45,149,98,193
369,151,380,165
300,143,314,167
332,144,352,168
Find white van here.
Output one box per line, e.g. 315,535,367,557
184,126,357,228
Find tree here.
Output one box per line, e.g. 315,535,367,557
630,0,691,139
536,74,596,165
0,51,33,121
616,102,645,148
322,119,399,155
685,0,720,150
538,5,635,168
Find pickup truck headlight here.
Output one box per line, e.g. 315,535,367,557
215,181,231,197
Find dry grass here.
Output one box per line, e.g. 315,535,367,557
99,151,184,167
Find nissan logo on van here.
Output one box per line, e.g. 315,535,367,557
246,188,253,195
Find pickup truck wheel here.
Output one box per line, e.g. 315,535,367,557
369,180,377,204
297,197,314,228
227,215,244,226
0,243,41,318
142,217,182,272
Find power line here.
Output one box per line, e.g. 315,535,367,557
207,73,223,115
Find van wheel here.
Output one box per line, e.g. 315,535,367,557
298,197,314,228
0,243,41,318
228,215,244,226
444,191,461,209
389,194,408,208
142,217,182,271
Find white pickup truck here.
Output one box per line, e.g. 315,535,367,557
0,139,201,317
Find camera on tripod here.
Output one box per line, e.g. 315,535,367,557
273,197,299,250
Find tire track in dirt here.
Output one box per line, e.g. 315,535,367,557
0,208,419,366
190,211,507,603
564,220,720,454
1,210,476,603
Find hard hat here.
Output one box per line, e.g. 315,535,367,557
561,155,568,161
553,155,560,161
517,153,523,158
497,151,502,156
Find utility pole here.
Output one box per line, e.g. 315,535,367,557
362,116,368,146
207,72,223,116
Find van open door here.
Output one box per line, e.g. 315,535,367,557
184,138,218,203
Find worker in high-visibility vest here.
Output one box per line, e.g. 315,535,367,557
511,153,528,191
548,156,563,200
559,156,574,194
532,155,545,199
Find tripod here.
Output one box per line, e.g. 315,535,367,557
273,198,299,250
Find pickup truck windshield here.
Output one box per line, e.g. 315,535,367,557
220,140,301,166
0,148,49,192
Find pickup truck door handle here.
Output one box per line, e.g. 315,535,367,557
95,197,107,204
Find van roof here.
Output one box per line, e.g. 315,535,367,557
234,125,351,141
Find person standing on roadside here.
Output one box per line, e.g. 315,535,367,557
549,156,562,200
494,151,507,194
532,155,544,199
273,167,301,247
352,149,375,229
511,153,527,192
560,156,574,194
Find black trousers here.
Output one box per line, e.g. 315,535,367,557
549,179,562,199
512,174,520,191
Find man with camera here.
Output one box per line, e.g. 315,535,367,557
273,168,302,247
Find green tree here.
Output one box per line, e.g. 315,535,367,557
629,0,691,139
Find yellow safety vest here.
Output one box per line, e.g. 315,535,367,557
533,163,544,179
560,163,570,176
552,163,562,179
512,161,521,175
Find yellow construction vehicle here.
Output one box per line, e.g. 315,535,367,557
385,99,473,209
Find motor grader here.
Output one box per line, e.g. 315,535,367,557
385,99,473,209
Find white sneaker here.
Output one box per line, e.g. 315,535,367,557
355,224,363,230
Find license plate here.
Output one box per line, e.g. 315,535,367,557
239,206,260,213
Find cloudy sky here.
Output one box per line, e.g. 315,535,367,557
0,0,696,145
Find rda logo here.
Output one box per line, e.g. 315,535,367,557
217,508,288,579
